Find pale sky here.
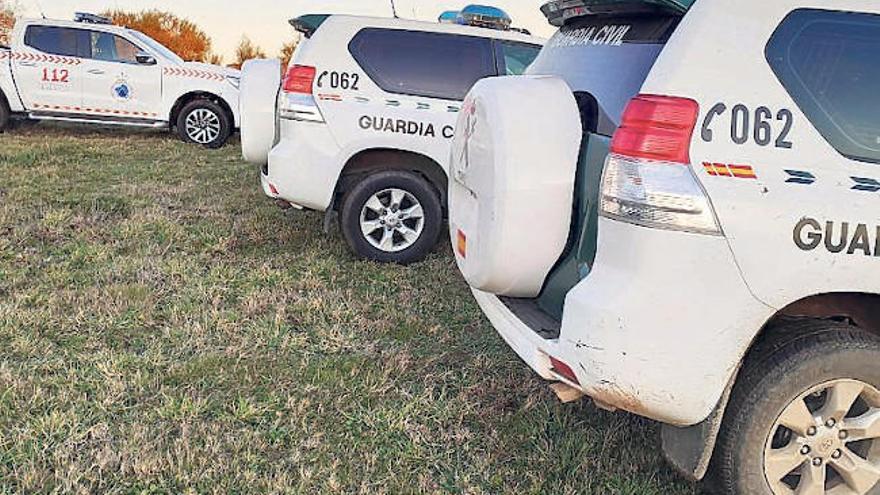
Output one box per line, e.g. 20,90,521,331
19,1,555,62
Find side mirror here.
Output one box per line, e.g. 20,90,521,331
136,52,157,66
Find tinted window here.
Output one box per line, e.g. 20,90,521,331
24,26,88,58
90,32,141,63
766,9,880,164
498,41,541,75
349,28,495,101
527,15,677,135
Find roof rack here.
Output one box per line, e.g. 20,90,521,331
74,12,112,25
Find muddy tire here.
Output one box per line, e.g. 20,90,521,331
0,93,9,133
339,170,442,264
715,320,880,495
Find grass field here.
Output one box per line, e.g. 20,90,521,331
0,125,699,494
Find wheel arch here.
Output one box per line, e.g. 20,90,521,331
170,91,236,129
664,291,880,482
332,148,448,213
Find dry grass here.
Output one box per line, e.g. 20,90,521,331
0,124,699,494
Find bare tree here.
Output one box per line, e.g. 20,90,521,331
231,36,266,69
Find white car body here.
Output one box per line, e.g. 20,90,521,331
245,14,542,212
0,17,240,134
450,0,880,485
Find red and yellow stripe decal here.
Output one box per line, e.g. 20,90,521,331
703,162,757,180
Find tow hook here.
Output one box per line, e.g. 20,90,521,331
550,382,586,403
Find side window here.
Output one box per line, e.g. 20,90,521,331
24,26,88,58
498,41,541,75
766,9,880,164
349,29,495,101
90,31,141,64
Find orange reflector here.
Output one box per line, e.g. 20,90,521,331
456,230,467,258
268,182,279,195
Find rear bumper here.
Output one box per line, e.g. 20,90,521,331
474,217,774,427
264,118,342,211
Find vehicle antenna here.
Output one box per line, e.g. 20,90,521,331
34,0,46,19
390,0,399,18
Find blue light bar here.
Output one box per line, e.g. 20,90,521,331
459,4,512,30
439,10,462,24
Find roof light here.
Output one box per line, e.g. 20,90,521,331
74,12,112,25
459,5,513,30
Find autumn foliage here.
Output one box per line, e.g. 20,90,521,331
102,10,215,62
280,39,299,69
230,36,266,69
0,1,15,46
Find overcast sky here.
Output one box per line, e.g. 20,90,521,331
19,0,555,62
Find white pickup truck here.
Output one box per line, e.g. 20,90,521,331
0,13,241,148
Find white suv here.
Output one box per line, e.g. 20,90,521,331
449,1,880,493
241,14,542,264
0,14,241,148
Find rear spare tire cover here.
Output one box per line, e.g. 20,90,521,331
240,58,281,165
449,75,582,298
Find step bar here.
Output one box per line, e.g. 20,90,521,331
28,111,167,129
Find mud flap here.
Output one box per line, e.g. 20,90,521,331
661,366,738,481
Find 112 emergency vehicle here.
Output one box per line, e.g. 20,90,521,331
0,13,240,148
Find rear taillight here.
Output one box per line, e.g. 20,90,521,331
601,94,721,235
282,65,316,94
278,65,324,123
611,94,698,164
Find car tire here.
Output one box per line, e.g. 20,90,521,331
177,99,231,149
715,319,880,495
0,95,10,133
339,170,443,264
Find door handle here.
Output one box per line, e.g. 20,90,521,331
87,69,106,75
18,61,36,67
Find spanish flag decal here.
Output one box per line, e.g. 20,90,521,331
703,162,758,180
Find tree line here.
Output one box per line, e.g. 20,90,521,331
0,2,297,68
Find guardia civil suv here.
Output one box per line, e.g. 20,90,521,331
240,13,542,264
449,1,880,493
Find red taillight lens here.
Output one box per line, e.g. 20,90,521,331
610,94,699,164
282,65,316,94
549,356,580,385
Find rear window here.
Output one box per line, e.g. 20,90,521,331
766,9,880,164
24,26,89,58
498,41,541,75
349,28,496,101
527,15,678,135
